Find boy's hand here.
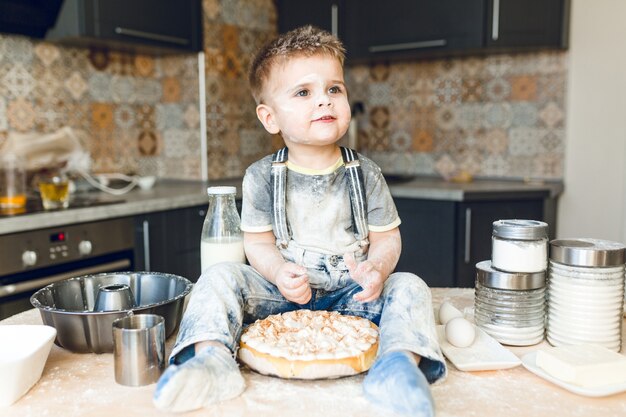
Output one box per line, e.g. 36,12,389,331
274,262,311,305
344,253,385,303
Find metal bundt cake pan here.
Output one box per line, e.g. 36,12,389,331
30,271,192,353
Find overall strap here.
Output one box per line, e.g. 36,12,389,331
340,147,369,250
270,146,369,252
271,147,290,248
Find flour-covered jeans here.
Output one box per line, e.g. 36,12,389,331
170,247,447,384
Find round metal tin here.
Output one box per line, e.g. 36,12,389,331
550,238,626,267
492,219,548,240
476,260,546,290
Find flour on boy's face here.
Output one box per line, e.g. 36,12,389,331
257,54,351,148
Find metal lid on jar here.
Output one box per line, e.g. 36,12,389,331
207,186,236,195
550,238,626,267
476,260,546,290
492,219,548,240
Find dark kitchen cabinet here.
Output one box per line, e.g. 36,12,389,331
46,0,202,54
276,0,569,62
276,0,344,40
394,197,549,288
485,0,570,50
395,199,457,287
343,0,485,62
134,205,207,283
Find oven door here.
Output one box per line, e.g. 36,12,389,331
0,251,134,320
0,217,135,320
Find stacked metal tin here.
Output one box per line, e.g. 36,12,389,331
474,220,549,346
546,239,625,352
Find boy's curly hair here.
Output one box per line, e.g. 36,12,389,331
248,25,346,104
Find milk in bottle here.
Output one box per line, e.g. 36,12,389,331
200,186,246,272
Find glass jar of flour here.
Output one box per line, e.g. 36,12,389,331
200,186,246,272
474,260,546,346
491,220,548,273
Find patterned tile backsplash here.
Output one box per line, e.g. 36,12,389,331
0,36,202,179
0,0,567,181
347,53,568,180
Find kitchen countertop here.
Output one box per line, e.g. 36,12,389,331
0,178,242,235
0,177,563,235
387,177,563,201
1,288,623,417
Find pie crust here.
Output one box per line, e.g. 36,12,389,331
238,309,379,379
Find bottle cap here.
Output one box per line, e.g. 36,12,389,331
206,186,236,195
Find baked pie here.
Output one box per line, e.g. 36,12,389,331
238,309,379,379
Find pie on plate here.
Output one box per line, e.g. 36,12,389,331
238,309,379,379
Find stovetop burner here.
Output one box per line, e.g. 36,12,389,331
0,195,125,217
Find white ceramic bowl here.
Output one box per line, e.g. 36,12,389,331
548,280,624,294
547,310,622,328
137,176,157,190
548,299,623,315
546,327,621,346
0,325,56,406
547,332,621,352
547,291,624,306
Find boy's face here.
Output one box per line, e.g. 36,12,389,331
256,54,350,149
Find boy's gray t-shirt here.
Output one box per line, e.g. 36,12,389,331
241,153,401,255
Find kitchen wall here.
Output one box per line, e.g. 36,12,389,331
207,0,569,181
558,0,626,242
347,52,568,180
0,37,202,179
0,0,278,181
201,0,277,179
0,0,568,182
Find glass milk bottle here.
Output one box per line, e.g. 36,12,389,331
200,186,246,272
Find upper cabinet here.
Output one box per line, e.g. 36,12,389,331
275,0,570,63
343,0,485,62
46,0,203,54
485,0,570,50
276,0,345,40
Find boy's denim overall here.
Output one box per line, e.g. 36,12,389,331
170,243,446,383
170,147,446,383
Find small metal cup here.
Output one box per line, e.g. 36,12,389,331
112,314,165,386
94,284,135,311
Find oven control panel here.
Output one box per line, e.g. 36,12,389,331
1,217,134,275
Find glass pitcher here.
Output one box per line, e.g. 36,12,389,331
200,186,246,272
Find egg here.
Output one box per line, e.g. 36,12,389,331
438,301,463,325
445,317,476,348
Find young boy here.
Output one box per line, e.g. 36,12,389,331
153,25,446,415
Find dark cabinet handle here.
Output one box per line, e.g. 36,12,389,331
464,208,472,263
142,220,151,271
198,209,206,217
115,27,189,45
491,0,500,41
331,4,339,37
369,39,447,53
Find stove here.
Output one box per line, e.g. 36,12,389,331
0,195,124,217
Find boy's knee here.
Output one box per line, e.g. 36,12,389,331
384,272,430,295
